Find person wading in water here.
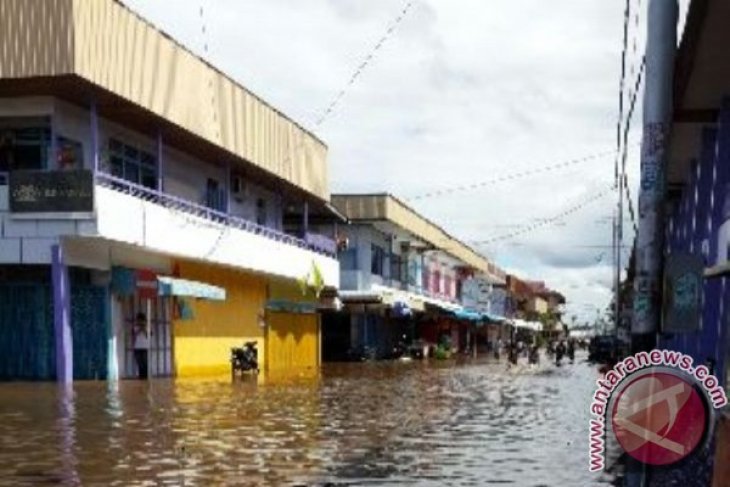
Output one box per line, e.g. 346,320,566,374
133,312,149,379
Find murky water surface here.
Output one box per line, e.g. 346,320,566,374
0,354,619,486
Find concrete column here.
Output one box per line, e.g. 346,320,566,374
52,244,73,384
49,111,58,170
225,160,231,214
91,101,99,173
632,0,678,338
303,200,309,235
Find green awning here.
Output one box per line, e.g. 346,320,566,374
265,299,317,314
157,276,226,301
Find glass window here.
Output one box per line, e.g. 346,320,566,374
371,245,385,276
339,248,358,271
256,198,267,226
0,122,50,172
107,138,157,189
109,155,124,178
123,162,140,184
56,137,83,170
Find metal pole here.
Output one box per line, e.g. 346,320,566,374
632,0,678,340
91,101,99,173
613,209,620,333
628,2,678,484
52,244,73,384
156,132,163,192
146,299,152,380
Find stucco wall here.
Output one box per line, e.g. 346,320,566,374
173,260,266,377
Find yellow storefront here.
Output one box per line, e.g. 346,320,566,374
173,261,267,377
265,279,321,372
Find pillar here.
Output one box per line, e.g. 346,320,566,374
303,200,309,235
91,101,99,173
632,0,678,339
157,132,164,192
52,244,73,384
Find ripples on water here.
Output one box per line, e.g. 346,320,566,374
0,356,620,486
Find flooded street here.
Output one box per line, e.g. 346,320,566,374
0,354,619,486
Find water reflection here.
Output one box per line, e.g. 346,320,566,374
0,357,619,486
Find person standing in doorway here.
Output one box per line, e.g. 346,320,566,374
133,312,149,379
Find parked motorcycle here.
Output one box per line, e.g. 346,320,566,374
231,341,259,379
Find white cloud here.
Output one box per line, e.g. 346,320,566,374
120,0,689,324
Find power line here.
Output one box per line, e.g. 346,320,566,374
406,146,631,202
314,0,416,127
621,56,645,235
470,186,614,245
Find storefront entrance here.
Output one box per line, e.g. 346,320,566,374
115,295,173,378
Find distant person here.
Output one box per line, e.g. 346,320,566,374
528,344,540,365
567,340,576,364
555,341,566,366
133,312,149,379
508,341,518,366
495,338,502,360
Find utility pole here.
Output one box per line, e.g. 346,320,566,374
613,208,620,333
632,0,678,346
628,2,678,486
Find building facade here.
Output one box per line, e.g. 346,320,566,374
322,194,506,360
0,0,339,381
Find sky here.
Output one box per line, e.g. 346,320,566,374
121,0,690,325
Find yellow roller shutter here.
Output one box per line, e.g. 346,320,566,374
266,312,320,371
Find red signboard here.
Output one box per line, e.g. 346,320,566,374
136,269,158,300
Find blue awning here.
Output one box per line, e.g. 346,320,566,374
482,312,509,324
452,309,483,322
157,276,226,301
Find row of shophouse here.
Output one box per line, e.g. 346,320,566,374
0,0,564,383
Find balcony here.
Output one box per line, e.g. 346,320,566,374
1,170,339,286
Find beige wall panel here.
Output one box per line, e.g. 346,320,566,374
0,0,73,78
68,0,327,198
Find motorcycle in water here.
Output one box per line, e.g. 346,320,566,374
231,341,259,379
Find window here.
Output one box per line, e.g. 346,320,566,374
56,137,83,170
444,275,452,297
432,270,441,294
0,121,51,172
371,245,385,276
407,259,418,286
107,138,157,189
339,248,358,271
256,198,267,226
206,178,226,212
390,254,403,282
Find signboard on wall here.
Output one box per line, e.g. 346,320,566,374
136,269,158,300
662,253,703,333
461,277,492,312
9,169,94,213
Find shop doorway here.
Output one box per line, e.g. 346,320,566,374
118,295,173,378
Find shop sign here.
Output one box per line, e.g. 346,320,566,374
9,169,94,213
136,269,158,300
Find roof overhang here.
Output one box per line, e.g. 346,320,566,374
668,0,727,185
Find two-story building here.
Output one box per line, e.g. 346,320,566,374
0,0,340,381
321,193,505,359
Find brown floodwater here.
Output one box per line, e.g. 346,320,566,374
0,354,619,486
